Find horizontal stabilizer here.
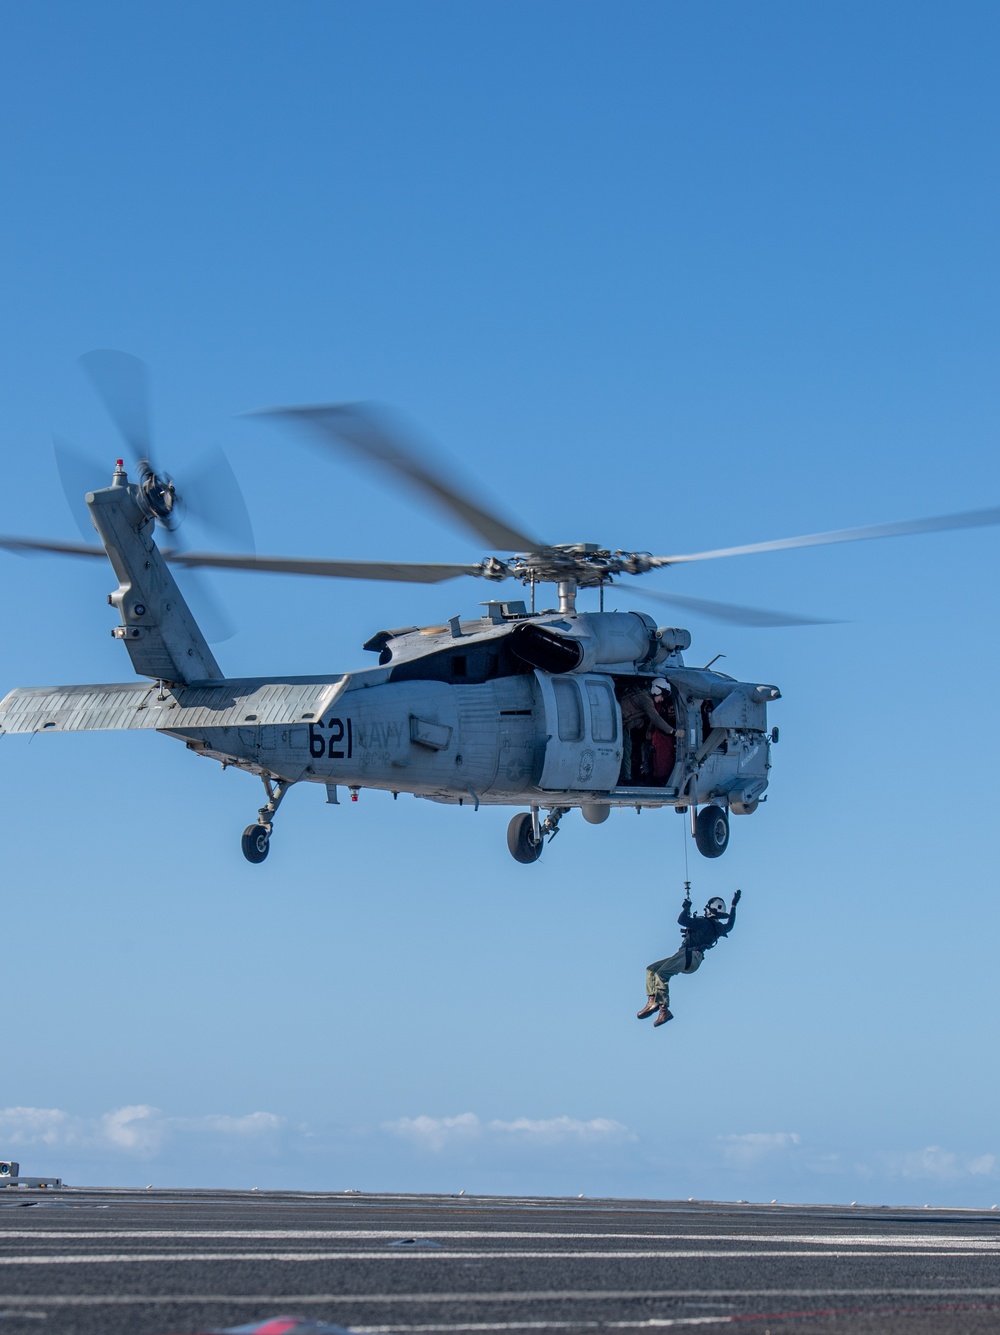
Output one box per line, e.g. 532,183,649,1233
0,676,350,735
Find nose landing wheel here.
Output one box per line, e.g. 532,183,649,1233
242,824,270,863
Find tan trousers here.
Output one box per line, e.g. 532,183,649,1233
645,946,704,1005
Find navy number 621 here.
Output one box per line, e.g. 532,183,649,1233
309,717,353,760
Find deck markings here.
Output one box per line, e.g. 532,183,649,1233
1,1229,999,1247
0,1248,998,1266
1,1288,1000,1306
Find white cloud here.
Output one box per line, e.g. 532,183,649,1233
0,1105,285,1159
176,1112,284,1137
884,1146,999,1182
968,1155,997,1176
382,1113,483,1151
382,1112,632,1152
719,1131,801,1166
0,1107,74,1147
100,1106,164,1154
490,1116,632,1142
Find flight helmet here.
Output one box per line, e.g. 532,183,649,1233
705,896,727,916
650,677,669,696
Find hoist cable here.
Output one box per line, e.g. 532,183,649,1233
682,807,690,884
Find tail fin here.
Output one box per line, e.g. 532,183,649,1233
87,471,223,684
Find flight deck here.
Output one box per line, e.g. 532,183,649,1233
1,1188,1000,1333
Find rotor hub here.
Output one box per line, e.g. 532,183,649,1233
483,546,657,589
137,465,179,527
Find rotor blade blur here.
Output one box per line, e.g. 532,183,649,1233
182,446,256,553
175,567,236,643
252,402,543,553
154,512,239,638
0,533,479,586
79,348,153,464
168,552,487,583
0,534,107,560
652,505,1000,566
53,438,102,541
630,585,838,627
0,534,235,640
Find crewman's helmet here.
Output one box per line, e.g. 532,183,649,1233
651,677,669,696
705,896,727,917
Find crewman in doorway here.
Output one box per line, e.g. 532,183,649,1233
649,681,679,784
638,887,741,1027
619,677,683,784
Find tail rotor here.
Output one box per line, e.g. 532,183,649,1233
50,350,255,642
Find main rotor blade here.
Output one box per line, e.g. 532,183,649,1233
0,533,485,586
652,505,1000,566
631,585,837,628
0,533,234,641
168,552,488,584
79,348,153,465
251,402,543,554
0,534,107,560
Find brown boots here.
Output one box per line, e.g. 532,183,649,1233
638,997,674,1026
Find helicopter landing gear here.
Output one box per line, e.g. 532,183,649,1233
241,774,293,864
507,806,570,864
541,805,570,840
508,812,543,864
694,804,730,859
242,824,270,863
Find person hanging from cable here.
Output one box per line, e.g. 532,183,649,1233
637,885,741,1027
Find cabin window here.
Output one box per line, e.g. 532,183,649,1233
553,679,583,741
452,655,468,678
587,681,618,742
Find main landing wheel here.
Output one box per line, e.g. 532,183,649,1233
507,812,543,865
241,823,270,864
694,805,729,859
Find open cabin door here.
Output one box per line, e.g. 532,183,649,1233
535,671,622,791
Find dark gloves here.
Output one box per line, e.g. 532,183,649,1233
682,897,692,911
731,889,742,906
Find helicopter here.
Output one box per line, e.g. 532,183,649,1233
2,351,999,865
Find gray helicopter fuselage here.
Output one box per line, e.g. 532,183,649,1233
163,606,777,815
0,473,779,842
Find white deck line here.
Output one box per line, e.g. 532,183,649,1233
0,1287,999,1305
2,1230,998,1247
0,1249,996,1265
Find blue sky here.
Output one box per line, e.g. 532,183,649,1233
2,0,1000,1207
